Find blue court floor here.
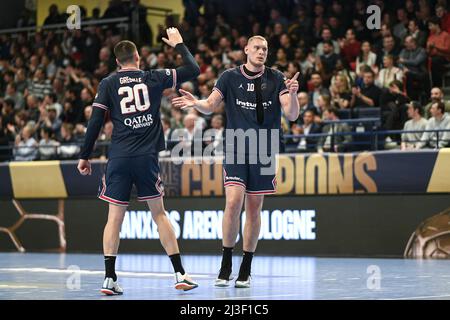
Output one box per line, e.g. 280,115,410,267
0,253,449,300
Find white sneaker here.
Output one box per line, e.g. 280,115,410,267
214,275,234,287
100,277,123,295
235,276,251,288
174,272,198,291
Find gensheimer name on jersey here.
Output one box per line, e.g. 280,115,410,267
213,65,289,155
93,67,177,158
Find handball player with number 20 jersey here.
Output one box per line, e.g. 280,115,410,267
77,28,200,295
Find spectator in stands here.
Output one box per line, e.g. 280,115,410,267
80,88,94,108
161,117,175,155
424,87,450,118
172,113,202,156
43,93,63,118
376,35,400,68
204,114,224,155
417,2,433,30
373,23,396,55
309,72,330,109
405,0,416,19
316,94,332,122
320,41,339,78
393,8,409,41
330,74,352,109
297,92,317,124
399,36,428,101
1,98,16,125
356,41,377,77
317,107,352,153
4,83,24,110
427,16,450,87
381,80,410,141
339,28,361,69
13,124,37,161
273,48,289,72
417,101,450,149
13,110,27,133
14,68,28,94
351,68,381,108
25,95,40,123
38,126,59,160
58,123,79,159
331,58,356,90
26,67,53,99
0,115,14,161
97,121,113,158
436,3,450,33
405,19,427,48
2,70,15,95
316,27,340,56
43,4,62,25
292,110,321,152
376,55,404,89
42,104,62,134
401,101,428,150
1,1,449,160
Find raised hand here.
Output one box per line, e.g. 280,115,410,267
162,27,183,48
285,72,300,94
172,89,198,110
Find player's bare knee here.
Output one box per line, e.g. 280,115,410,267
225,200,243,217
151,210,167,223
245,209,261,222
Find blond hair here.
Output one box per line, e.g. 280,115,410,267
247,35,267,44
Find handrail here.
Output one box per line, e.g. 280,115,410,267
0,17,129,35
1,128,449,151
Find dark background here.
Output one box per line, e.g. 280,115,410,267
1,194,449,257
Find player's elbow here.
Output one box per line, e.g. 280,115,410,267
284,107,299,122
203,100,215,115
287,114,298,122
192,63,200,78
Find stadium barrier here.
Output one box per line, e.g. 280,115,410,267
0,149,449,256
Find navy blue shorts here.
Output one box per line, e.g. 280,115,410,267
223,155,277,195
98,154,163,206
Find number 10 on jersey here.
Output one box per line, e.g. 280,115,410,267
118,83,151,114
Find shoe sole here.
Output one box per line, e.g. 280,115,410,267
100,289,123,296
235,283,250,288
214,280,230,287
175,283,198,291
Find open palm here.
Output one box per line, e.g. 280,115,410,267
172,89,198,109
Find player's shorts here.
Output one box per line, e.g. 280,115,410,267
223,154,277,195
98,153,164,206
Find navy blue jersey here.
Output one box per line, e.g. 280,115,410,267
93,67,178,159
213,65,288,155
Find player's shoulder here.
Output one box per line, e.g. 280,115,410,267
217,67,239,81
266,67,287,81
99,72,116,86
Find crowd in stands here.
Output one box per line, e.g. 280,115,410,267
1,0,450,162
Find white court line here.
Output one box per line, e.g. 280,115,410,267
384,294,450,300
215,294,301,300
0,285,38,289
0,268,211,279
